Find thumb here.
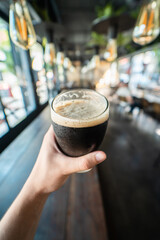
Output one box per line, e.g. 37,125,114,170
65,151,107,174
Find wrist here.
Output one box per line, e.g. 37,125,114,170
24,164,50,198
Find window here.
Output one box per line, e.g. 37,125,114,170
0,17,48,141
0,18,28,136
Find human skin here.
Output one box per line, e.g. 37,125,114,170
0,126,106,240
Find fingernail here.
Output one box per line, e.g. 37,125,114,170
95,152,106,162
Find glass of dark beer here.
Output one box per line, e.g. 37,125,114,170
51,89,109,162
51,89,109,160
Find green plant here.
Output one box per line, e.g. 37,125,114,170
117,32,132,46
95,2,128,18
95,2,140,19
87,32,107,47
95,3,113,18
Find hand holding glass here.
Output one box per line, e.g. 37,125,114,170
51,89,109,160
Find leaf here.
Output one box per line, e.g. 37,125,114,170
95,3,113,18
89,32,107,46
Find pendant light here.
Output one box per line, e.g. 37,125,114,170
56,51,64,66
104,27,117,62
132,0,160,45
9,0,36,50
64,57,72,69
44,43,56,65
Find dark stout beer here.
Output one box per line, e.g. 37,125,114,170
51,89,109,157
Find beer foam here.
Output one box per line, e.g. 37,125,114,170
51,98,109,128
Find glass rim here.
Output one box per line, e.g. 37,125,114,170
51,89,109,122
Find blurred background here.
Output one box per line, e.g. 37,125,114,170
0,0,160,145
0,0,160,240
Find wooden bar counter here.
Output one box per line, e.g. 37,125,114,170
0,106,108,240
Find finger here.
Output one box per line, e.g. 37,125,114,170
46,125,54,136
42,126,56,149
44,126,55,141
63,151,107,174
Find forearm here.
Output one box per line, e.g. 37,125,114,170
0,172,49,240
0,126,106,240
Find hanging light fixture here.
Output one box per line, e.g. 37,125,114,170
56,41,66,66
104,27,117,62
9,0,36,50
56,51,64,65
132,0,160,46
90,55,100,68
104,38,117,62
93,55,100,67
93,45,100,67
30,42,44,71
44,43,56,65
64,57,72,69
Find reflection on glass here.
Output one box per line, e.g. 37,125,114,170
9,0,36,50
44,43,56,65
132,0,159,45
104,39,117,62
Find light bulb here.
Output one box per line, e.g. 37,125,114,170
104,38,117,62
64,57,72,69
91,55,100,68
94,55,100,67
32,56,43,71
132,0,160,45
44,43,56,65
0,50,7,61
9,0,36,50
57,52,64,65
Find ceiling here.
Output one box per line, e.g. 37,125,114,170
0,0,143,60
54,0,142,59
